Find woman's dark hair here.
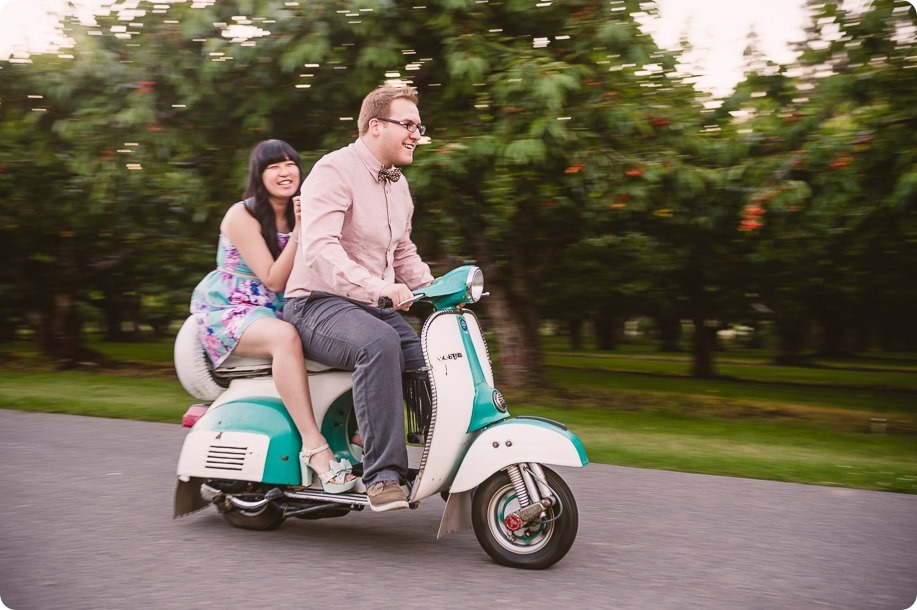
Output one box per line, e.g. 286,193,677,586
243,139,303,259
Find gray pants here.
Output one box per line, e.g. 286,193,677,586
283,293,425,487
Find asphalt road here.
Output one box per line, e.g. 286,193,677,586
1,409,915,610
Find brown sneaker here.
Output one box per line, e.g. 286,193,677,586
366,480,409,512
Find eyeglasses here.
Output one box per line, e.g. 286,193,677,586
375,117,426,136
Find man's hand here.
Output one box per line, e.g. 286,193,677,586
379,283,416,311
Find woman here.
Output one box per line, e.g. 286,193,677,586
190,139,355,493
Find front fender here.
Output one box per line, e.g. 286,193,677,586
449,416,588,493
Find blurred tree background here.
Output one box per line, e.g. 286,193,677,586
0,0,914,387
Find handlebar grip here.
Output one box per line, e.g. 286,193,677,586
377,297,394,309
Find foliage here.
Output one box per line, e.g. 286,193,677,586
0,0,914,384
720,0,917,360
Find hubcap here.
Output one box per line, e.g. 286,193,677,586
486,483,554,554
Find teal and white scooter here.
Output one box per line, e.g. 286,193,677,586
173,265,588,569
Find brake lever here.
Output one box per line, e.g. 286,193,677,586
396,294,425,309
377,294,425,309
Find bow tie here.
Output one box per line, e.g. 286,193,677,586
378,166,402,183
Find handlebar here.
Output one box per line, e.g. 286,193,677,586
377,294,425,310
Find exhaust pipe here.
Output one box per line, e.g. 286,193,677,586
200,484,283,510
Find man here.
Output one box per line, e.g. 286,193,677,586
284,85,434,512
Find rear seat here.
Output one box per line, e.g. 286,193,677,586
213,354,334,383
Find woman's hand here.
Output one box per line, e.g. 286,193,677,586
291,196,303,240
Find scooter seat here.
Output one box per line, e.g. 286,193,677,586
213,354,333,381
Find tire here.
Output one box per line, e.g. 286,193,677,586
209,480,286,531
221,502,286,531
174,316,226,402
472,466,578,570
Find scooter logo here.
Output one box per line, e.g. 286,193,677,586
438,352,464,361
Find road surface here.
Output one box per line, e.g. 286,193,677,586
1,410,915,609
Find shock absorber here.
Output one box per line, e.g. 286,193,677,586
506,464,532,508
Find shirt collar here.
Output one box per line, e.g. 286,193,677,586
355,137,390,183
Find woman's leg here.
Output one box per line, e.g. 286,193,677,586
233,317,350,482
284,295,409,488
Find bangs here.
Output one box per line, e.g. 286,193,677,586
251,139,301,174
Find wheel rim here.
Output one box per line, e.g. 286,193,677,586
486,482,555,555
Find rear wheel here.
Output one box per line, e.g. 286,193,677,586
222,502,286,531
209,481,286,531
472,466,578,570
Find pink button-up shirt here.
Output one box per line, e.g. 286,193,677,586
285,138,433,304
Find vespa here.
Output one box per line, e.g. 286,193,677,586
173,265,588,569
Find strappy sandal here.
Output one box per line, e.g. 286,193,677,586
300,443,356,494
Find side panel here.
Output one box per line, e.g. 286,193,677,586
212,370,353,426
449,419,588,493
412,311,476,500
462,312,494,387
176,430,271,482
208,371,358,465
177,398,302,485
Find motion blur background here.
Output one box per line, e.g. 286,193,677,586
0,0,914,390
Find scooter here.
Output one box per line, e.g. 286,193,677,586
173,265,588,569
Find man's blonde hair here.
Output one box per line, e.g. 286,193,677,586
358,85,419,136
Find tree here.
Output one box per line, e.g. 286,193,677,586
724,0,917,361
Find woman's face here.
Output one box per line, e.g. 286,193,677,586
262,157,300,203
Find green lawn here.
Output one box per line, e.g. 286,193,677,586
2,337,915,494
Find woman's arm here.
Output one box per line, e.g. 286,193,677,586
221,200,300,293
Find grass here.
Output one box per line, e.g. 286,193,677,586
1,336,916,494
518,403,917,493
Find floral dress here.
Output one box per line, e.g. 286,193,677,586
190,210,290,367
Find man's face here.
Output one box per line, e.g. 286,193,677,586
376,97,423,167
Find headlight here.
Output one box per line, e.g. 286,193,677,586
468,267,484,302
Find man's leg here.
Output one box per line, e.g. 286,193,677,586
380,308,425,371
284,296,409,488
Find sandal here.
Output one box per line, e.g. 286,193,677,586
300,443,356,494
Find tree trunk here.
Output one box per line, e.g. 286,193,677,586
773,305,810,365
465,210,544,390
814,307,848,357
690,316,716,378
594,313,620,351
567,318,583,351
97,291,142,341
48,292,87,367
486,286,543,389
655,309,683,352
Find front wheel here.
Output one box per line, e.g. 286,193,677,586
472,466,578,569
